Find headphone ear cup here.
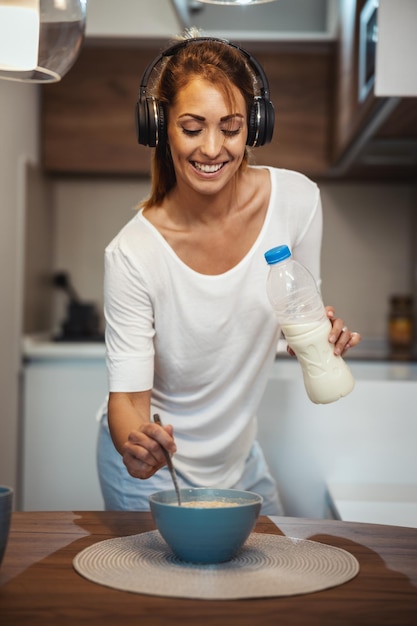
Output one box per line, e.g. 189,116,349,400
256,99,267,147
136,96,160,147
262,100,275,146
136,97,149,146
157,102,166,146
246,98,275,147
246,101,259,147
136,97,166,147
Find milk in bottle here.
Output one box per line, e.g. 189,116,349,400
264,245,355,404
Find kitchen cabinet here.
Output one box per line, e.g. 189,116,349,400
40,2,417,180
20,336,417,525
21,338,107,511
41,41,335,178
327,482,417,528
332,0,377,163
331,0,417,179
375,0,417,97
257,358,417,523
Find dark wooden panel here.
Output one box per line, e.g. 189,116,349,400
41,42,335,178
254,43,335,177
41,45,156,175
376,99,417,138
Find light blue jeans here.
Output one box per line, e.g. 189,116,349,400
97,412,283,515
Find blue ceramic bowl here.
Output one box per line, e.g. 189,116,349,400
0,486,13,568
149,487,262,564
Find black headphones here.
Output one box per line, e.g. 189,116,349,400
135,37,275,148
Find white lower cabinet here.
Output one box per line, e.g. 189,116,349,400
257,359,417,526
22,346,107,511
21,339,417,526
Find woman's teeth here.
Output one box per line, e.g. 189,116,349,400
193,162,224,173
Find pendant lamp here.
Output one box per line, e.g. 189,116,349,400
0,0,87,83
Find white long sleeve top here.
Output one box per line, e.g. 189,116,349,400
104,167,322,487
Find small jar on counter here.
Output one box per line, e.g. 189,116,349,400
388,295,414,360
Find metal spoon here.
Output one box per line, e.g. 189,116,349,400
153,413,181,506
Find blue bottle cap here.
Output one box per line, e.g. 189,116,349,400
264,245,292,265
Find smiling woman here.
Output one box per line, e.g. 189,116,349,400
96,33,361,518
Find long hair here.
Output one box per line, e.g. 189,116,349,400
142,37,258,209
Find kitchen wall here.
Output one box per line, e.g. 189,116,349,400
0,80,39,495
320,181,415,336
45,174,416,341
24,163,54,334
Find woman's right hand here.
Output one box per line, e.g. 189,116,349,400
107,391,177,480
122,421,176,480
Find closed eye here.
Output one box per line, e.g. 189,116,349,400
222,128,242,137
182,128,202,136
181,127,242,137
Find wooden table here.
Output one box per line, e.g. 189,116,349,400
1,511,416,625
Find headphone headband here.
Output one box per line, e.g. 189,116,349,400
136,36,275,148
139,37,271,101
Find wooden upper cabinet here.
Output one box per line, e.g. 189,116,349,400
331,0,417,179
41,42,335,178
332,0,375,162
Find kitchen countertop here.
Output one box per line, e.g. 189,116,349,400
274,336,417,381
23,334,393,360
272,355,417,381
22,334,417,374
22,334,105,360
277,336,416,362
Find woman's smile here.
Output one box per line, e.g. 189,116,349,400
191,161,226,174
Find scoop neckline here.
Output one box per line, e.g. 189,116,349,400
139,166,275,279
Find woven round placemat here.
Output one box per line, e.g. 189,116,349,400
73,531,359,600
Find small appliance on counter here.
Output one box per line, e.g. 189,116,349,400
53,271,104,342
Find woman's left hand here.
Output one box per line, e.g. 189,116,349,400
325,306,361,356
286,306,361,357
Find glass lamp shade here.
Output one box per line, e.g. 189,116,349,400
0,0,87,83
